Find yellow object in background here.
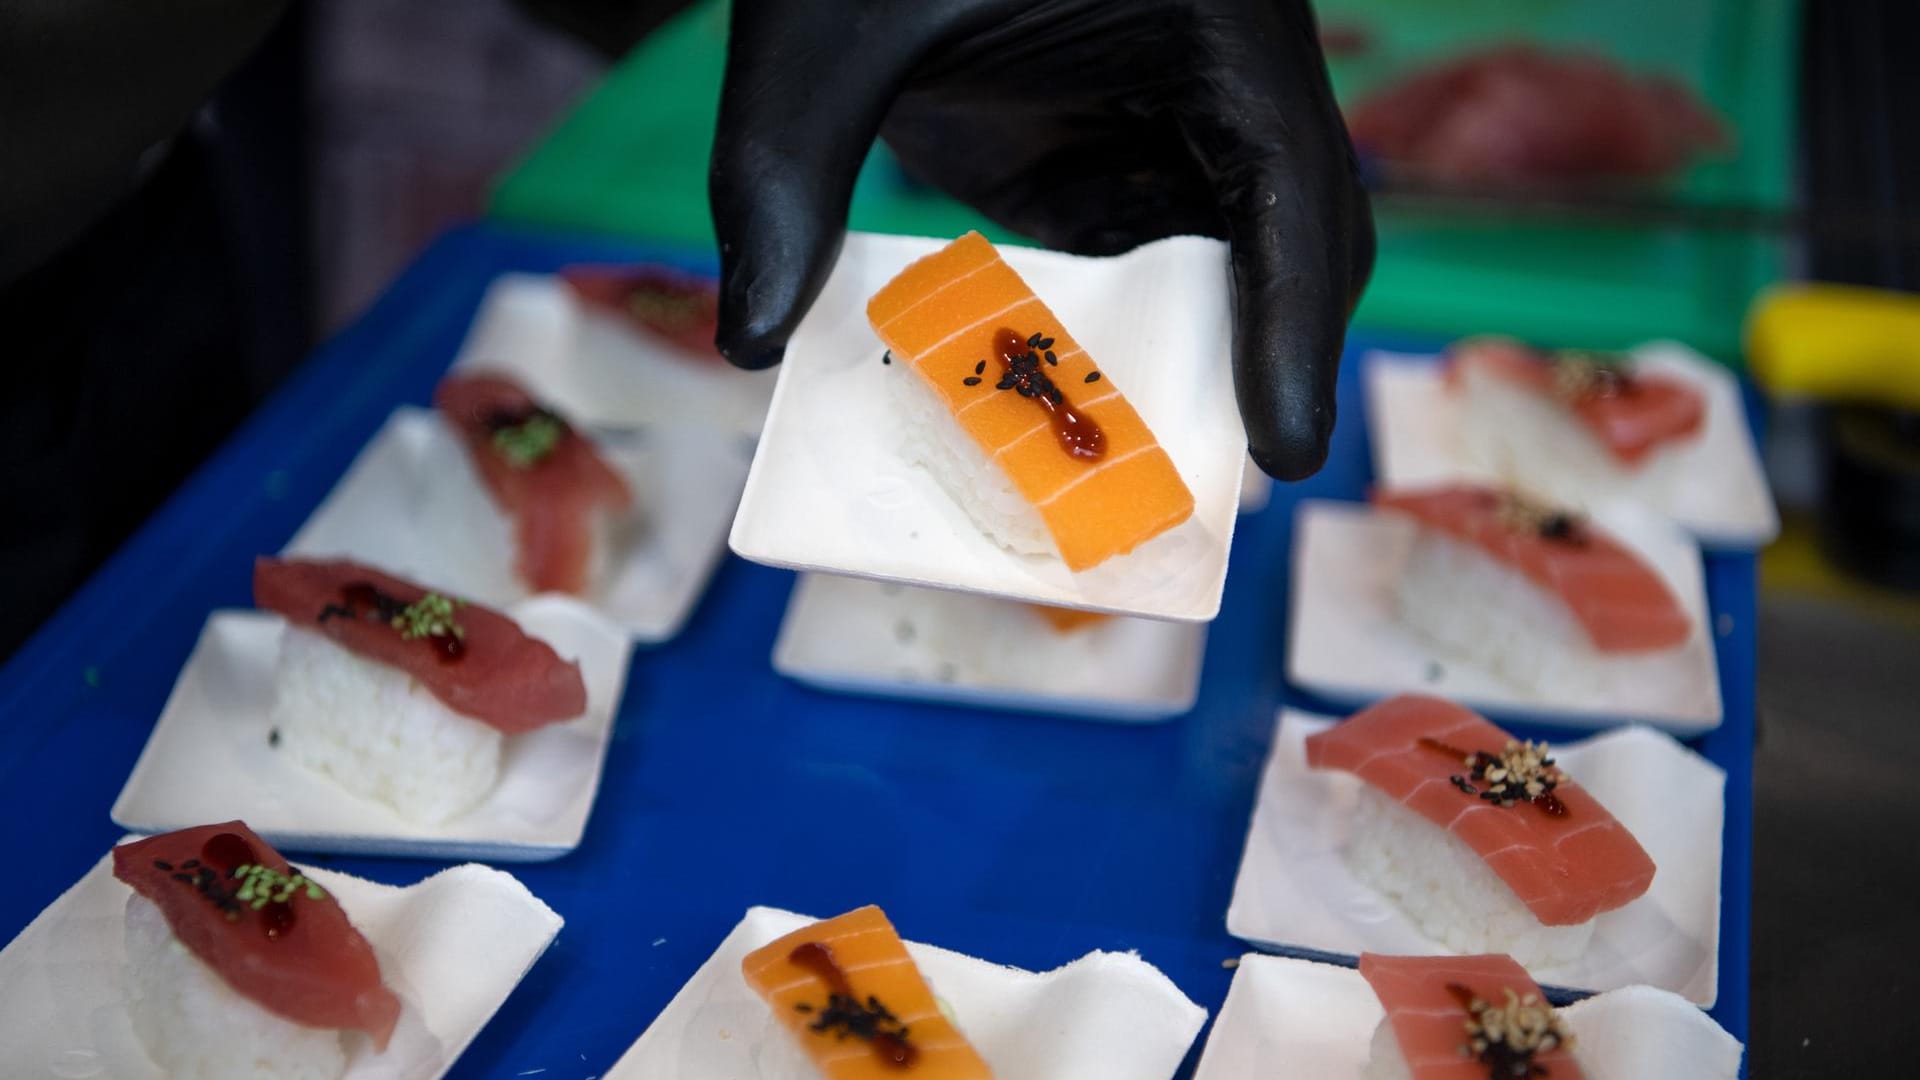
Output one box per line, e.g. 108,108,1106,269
1746,284,1920,410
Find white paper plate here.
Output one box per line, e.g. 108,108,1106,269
452,272,778,439
772,574,1207,721
730,232,1248,623
112,600,632,861
1286,499,1723,733
608,906,1206,1080
1226,711,1725,1005
284,407,750,644
1192,953,1743,1079
1363,344,1779,549
0,847,561,1079
1238,454,1272,513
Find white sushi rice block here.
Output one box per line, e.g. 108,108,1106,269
1361,1019,1413,1080
1393,528,1697,699
1345,787,1594,970
888,362,1056,558
1456,362,1693,510
270,627,501,825
124,893,348,1080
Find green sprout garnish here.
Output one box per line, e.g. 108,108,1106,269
491,412,565,468
231,864,326,908
392,593,465,642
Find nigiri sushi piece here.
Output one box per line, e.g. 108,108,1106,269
255,556,588,823
1375,483,1695,697
867,232,1195,572
742,905,994,1078
114,821,401,1079
1358,953,1581,1080
1446,337,1706,505
435,372,633,596
1306,695,1656,967
560,263,721,359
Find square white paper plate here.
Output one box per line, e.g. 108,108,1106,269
1192,954,1743,1079
285,406,750,644
0,847,561,1079
1226,711,1726,1005
452,272,778,439
730,232,1248,622
608,906,1206,1080
772,573,1207,721
1286,499,1723,733
112,599,632,861
1363,344,1779,549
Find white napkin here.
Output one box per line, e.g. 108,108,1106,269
773,573,1207,721
0,850,561,1079
610,906,1207,1080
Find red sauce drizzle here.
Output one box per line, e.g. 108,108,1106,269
788,941,920,1069
990,328,1106,461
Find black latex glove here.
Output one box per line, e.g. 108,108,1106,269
709,0,1373,481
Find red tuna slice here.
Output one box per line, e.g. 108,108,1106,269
560,263,720,358
1359,953,1584,1080
254,557,586,734
114,822,401,1051
434,373,632,596
1447,337,1705,465
1374,484,1693,653
1306,695,1656,926
1347,44,1726,185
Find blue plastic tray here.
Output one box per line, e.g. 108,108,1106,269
0,223,1753,1077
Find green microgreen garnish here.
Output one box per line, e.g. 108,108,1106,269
231,864,326,908
491,412,565,468
392,593,465,642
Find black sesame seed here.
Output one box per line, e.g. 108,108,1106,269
973,360,985,375
1084,371,1101,383
181,859,200,870
996,376,1016,390
1038,337,1055,350
153,860,174,872
1027,332,1044,347
795,1003,815,1014
881,351,891,365
1044,351,1057,365
963,376,982,386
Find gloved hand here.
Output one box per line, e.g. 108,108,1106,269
709,0,1373,480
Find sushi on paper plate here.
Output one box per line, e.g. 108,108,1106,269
114,821,399,1079
743,905,995,1077
1305,696,1655,969
434,371,634,597
1375,484,1698,698
1193,952,1741,1079
1446,337,1706,506
1357,953,1739,1080
559,262,721,361
867,232,1196,573
610,903,1206,1078
254,556,588,824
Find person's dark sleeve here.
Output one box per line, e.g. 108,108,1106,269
0,0,288,284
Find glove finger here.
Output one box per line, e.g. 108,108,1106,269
1179,42,1365,480
708,4,913,370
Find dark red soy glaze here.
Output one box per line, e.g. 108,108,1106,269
990,327,1106,462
